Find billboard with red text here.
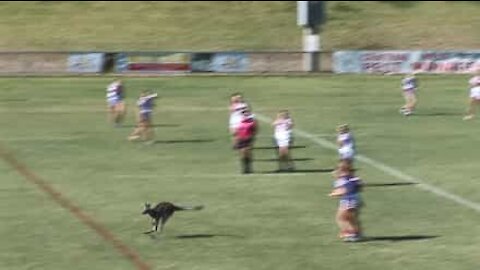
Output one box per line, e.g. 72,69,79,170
334,51,480,74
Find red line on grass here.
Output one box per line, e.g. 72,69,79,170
0,145,151,270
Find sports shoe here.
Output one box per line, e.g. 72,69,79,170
128,135,140,141
343,235,362,242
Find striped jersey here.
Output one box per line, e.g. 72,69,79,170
106,82,123,101
137,93,158,113
231,102,249,114
402,76,417,91
337,132,355,149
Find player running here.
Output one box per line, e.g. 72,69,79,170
106,79,126,127
128,90,158,143
272,110,295,172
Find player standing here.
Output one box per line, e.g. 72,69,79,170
272,110,295,172
329,161,364,242
229,93,249,135
336,124,355,165
400,73,418,116
234,109,258,174
463,72,480,120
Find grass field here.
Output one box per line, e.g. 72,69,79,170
0,75,479,270
0,1,479,51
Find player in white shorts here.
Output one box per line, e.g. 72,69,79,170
272,110,295,172
336,124,355,164
463,72,480,120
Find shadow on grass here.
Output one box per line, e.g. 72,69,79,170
362,235,438,242
364,182,417,187
254,158,314,162
412,112,463,117
121,124,180,128
253,145,307,150
175,233,245,239
154,139,215,144
260,168,334,174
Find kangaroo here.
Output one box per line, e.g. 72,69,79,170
142,201,204,234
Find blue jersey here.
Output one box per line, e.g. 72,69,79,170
334,175,363,209
137,94,157,114
106,82,124,104
402,76,417,91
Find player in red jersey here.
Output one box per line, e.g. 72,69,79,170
234,109,258,174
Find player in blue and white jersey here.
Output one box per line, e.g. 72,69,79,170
329,161,364,242
106,79,126,127
400,73,418,116
128,90,158,142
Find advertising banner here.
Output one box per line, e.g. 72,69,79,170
210,53,249,72
115,52,191,73
191,53,214,72
67,53,105,73
334,50,480,74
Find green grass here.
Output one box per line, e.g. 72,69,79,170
0,75,479,270
0,1,478,51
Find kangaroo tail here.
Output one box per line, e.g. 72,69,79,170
174,205,204,211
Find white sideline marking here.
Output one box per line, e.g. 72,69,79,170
255,114,480,213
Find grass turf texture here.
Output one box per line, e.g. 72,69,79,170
0,1,478,51
0,75,479,270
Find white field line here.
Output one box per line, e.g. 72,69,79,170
5,103,479,212
254,114,480,213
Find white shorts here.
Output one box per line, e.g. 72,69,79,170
275,133,291,148
107,98,121,107
470,87,480,100
339,146,355,160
